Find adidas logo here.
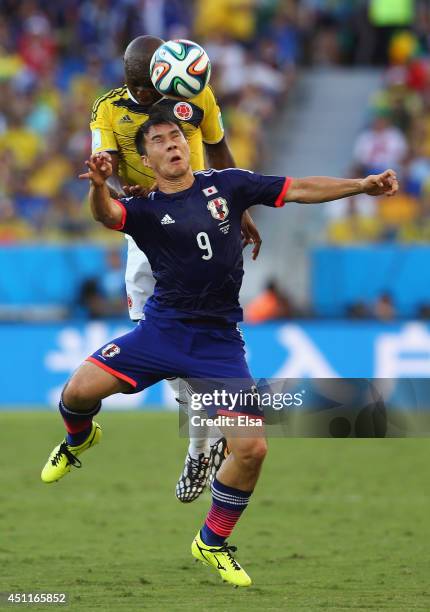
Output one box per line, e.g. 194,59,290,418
120,115,133,123
161,214,175,225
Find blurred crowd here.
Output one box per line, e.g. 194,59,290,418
243,281,419,323
3,1,430,323
326,2,430,244
3,0,426,243
2,0,429,245
0,0,297,242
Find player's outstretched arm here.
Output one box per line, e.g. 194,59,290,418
79,152,124,228
284,169,399,204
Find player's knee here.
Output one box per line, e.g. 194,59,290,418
62,378,95,411
237,438,267,470
250,438,268,463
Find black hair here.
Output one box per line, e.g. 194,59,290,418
135,109,185,156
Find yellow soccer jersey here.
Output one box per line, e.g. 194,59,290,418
90,86,224,188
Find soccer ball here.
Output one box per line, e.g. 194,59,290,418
150,39,211,99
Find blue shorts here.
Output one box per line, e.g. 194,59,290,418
87,316,260,417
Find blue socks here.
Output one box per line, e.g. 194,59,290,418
59,397,101,447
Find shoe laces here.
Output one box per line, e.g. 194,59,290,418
51,442,82,468
210,543,241,571
186,454,209,482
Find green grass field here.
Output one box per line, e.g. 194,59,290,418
0,411,429,611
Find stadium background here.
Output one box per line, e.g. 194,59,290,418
1,0,429,406
1,2,430,611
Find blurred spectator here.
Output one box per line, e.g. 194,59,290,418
0,196,33,242
79,278,105,319
374,292,396,321
418,302,430,319
100,248,127,314
243,48,286,97
195,0,257,42
264,9,301,68
204,34,247,97
347,301,372,320
0,108,41,170
346,294,398,321
327,197,381,243
353,111,408,176
78,248,126,318
46,189,91,238
377,189,418,239
245,280,294,323
18,10,57,75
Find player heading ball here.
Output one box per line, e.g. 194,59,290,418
41,108,398,588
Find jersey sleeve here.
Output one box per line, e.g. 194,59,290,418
108,196,146,236
227,169,292,210
90,96,118,154
199,86,225,145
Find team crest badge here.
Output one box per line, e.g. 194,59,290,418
207,197,229,221
173,102,193,121
101,343,121,359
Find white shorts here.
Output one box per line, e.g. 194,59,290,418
125,234,155,321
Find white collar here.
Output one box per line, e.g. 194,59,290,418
126,87,140,104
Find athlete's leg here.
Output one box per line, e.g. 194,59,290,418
188,323,265,586
42,319,164,483
59,361,130,445
216,430,267,491
174,378,221,504
63,361,130,410
41,362,132,484
192,421,266,587
199,424,267,544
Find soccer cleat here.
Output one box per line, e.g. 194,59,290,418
41,422,102,484
175,452,210,503
207,437,229,489
191,531,252,587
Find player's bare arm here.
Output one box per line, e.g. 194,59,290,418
105,152,126,198
205,138,235,170
284,169,399,204
79,152,124,227
205,138,262,260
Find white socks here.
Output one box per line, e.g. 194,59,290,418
188,437,210,459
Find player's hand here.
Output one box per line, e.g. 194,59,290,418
361,169,399,197
79,152,113,186
240,210,262,260
123,181,158,197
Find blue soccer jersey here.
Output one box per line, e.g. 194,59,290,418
111,169,291,322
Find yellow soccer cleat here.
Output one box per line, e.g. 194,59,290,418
191,531,252,587
41,422,102,484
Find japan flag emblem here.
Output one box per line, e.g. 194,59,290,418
202,185,218,197
207,197,229,221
